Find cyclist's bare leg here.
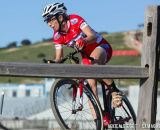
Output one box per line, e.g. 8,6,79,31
90,47,122,107
87,47,114,119
87,79,98,119
87,47,121,120
89,47,114,90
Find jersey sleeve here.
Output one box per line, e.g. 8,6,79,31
53,32,63,49
70,14,88,30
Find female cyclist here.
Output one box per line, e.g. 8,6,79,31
42,2,122,124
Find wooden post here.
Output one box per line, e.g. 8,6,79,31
137,5,160,130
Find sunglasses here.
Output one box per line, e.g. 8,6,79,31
45,17,56,23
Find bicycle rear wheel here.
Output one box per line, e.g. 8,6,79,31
109,94,136,130
50,79,103,130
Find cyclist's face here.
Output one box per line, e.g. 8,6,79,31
47,17,60,31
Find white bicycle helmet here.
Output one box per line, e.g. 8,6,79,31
42,3,67,22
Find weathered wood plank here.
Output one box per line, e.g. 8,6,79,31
137,5,160,130
0,62,148,79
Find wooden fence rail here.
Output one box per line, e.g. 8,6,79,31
0,62,148,79
0,5,160,130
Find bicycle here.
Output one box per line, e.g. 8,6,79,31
43,49,136,130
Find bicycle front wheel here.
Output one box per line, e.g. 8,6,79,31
50,79,103,130
109,94,136,130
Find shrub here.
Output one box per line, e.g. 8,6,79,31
6,41,17,48
37,53,46,58
21,39,31,46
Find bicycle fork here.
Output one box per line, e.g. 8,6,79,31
72,80,84,114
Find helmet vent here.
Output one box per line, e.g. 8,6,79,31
58,4,63,8
48,6,52,11
51,7,56,12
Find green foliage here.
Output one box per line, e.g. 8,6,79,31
0,32,141,84
108,56,141,65
6,41,17,48
37,53,46,58
21,39,32,46
0,43,53,62
104,32,131,50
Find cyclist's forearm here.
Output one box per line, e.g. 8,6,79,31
84,34,97,44
82,26,97,44
55,48,63,63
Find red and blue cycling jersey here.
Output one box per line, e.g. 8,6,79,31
53,14,112,64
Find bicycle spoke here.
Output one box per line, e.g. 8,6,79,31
72,111,95,129
73,112,79,128
82,109,94,116
56,98,71,107
111,97,136,130
64,112,75,122
50,80,103,130
115,105,131,121
80,111,95,129
57,109,72,114
115,107,127,118
58,88,72,104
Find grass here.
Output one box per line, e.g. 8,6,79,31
0,43,53,62
104,32,131,50
109,56,141,65
0,32,141,85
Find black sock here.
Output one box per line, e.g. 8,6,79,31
108,81,118,92
110,81,116,88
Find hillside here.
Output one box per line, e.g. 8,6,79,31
0,31,141,84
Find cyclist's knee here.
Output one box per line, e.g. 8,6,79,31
103,79,113,86
90,48,106,65
87,79,96,87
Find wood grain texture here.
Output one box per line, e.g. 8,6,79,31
0,62,148,79
137,5,160,130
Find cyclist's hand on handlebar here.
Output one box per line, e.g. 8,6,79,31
68,38,86,51
74,38,86,50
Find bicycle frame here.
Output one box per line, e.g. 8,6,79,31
44,49,113,121
70,78,118,129
45,47,136,129
72,79,84,113
71,79,111,114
